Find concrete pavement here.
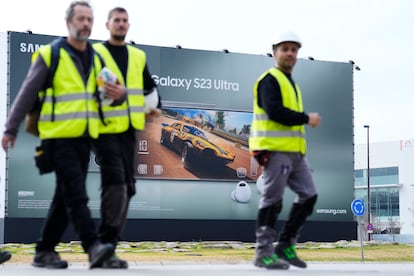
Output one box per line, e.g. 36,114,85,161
1,262,414,275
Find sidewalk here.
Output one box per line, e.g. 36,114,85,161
1,262,414,276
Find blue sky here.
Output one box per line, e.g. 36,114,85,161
1,0,413,144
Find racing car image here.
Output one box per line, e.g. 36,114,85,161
160,122,235,169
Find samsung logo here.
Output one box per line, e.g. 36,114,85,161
19,42,44,53
18,191,35,197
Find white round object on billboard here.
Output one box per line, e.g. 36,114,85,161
231,181,251,203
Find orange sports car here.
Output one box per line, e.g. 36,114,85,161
160,122,235,168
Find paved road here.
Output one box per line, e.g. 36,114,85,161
1,262,413,275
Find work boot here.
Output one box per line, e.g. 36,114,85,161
100,254,128,269
0,251,12,264
88,241,114,269
32,250,68,269
275,242,307,268
254,254,289,270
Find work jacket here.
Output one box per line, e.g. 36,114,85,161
36,43,103,139
93,43,146,133
249,67,306,154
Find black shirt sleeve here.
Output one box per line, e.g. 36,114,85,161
143,64,156,92
143,63,162,108
257,73,308,126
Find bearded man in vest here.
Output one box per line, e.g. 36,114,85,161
2,0,114,269
249,31,321,270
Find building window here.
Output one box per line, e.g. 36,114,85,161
354,166,399,186
355,187,400,233
354,166,400,233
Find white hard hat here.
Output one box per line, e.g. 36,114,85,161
273,31,302,48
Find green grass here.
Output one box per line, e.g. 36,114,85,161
2,241,413,263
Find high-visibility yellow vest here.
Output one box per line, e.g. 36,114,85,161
249,67,306,154
36,44,103,139
93,43,146,133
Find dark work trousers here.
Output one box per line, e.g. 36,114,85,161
35,137,98,253
93,127,136,248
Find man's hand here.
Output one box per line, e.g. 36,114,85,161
103,80,125,100
307,112,321,128
145,108,161,121
2,134,16,152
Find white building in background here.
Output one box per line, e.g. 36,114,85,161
355,139,414,240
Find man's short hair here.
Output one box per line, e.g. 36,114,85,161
107,7,128,20
65,0,92,22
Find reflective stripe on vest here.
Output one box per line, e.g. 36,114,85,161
250,114,305,138
37,45,102,139
93,43,146,133
249,67,306,154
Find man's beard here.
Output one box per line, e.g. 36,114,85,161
112,34,126,42
279,59,296,72
279,63,294,72
68,24,90,42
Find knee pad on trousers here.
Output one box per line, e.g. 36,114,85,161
303,194,318,216
256,201,282,228
278,194,317,243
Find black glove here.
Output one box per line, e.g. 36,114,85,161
253,150,270,166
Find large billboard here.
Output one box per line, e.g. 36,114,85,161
4,32,354,227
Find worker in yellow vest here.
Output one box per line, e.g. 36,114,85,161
249,31,321,270
2,1,114,269
92,7,160,269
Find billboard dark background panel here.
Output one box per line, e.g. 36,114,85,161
4,32,355,242
4,218,356,243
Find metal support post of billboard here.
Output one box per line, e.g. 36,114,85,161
0,174,5,244
364,125,371,241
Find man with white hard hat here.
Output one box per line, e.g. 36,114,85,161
273,31,302,48
249,31,321,270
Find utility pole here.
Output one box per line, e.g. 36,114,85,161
364,125,371,241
